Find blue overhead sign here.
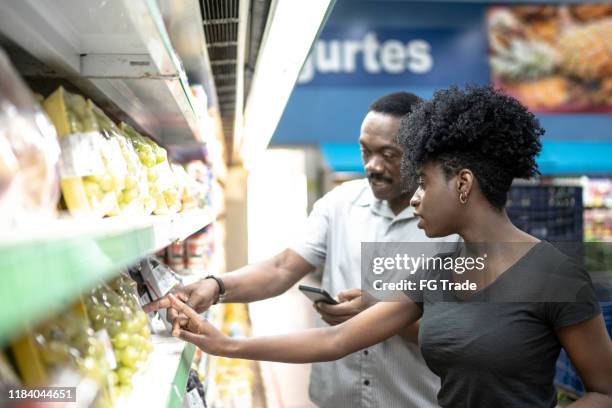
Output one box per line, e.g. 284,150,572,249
297,27,488,87
270,0,612,150
272,1,490,145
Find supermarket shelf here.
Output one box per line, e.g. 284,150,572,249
117,333,196,408
158,0,218,107
0,209,215,345
0,0,202,145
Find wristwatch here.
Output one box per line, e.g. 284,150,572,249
204,275,226,304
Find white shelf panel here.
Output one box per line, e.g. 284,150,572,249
0,0,202,145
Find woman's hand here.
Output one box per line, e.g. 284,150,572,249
153,293,233,356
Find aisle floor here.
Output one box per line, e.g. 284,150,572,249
249,278,318,408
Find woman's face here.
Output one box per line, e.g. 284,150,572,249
410,161,464,237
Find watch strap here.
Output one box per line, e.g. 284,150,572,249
205,275,225,304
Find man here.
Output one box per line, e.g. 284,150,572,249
147,92,449,407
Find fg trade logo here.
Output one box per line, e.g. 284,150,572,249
297,31,433,84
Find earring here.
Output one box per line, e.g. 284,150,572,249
459,191,468,204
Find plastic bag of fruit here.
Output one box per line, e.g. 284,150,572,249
170,163,198,211
85,282,153,397
42,87,118,217
90,104,151,216
120,123,180,214
32,304,114,388
0,49,60,228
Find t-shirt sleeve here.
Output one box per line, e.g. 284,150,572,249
290,193,332,268
545,259,602,329
402,265,430,309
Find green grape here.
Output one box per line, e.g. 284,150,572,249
112,332,129,350
155,148,167,164
135,143,152,154
118,347,139,368
147,168,158,182
121,319,140,335
120,188,138,204
128,334,145,349
107,320,122,337
98,175,115,192
107,306,124,321
146,152,157,167
163,190,179,207
135,312,149,330
116,366,135,385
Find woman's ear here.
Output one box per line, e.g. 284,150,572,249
456,169,474,194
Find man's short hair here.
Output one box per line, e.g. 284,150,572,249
368,92,422,117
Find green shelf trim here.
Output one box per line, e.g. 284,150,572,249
166,343,196,408
0,224,154,345
0,210,214,346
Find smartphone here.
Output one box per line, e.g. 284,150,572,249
299,285,339,305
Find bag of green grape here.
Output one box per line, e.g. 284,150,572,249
27,304,115,408
120,123,180,214
85,283,153,398
90,104,151,216
42,87,117,217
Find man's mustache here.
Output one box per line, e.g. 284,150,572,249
367,172,393,183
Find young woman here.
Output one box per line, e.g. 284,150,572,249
150,86,612,407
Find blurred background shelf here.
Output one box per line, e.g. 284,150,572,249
0,0,203,146
0,209,214,345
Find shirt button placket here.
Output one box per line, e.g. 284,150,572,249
361,348,373,407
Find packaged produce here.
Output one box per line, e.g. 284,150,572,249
171,163,198,211
120,123,180,214
0,49,60,228
186,160,213,209
42,87,118,217
90,104,150,215
85,281,152,397
11,302,113,389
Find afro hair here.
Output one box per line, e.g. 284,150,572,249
397,85,543,209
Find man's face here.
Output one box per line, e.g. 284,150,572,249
359,111,404,201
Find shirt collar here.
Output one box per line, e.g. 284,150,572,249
353,181,416,221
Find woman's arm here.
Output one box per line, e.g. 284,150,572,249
557,314,612,407
164,294,422,363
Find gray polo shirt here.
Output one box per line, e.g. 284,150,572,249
293,179,457,408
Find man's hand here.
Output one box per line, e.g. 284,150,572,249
149,294,230,355
143,278,220,329
315,288,373,326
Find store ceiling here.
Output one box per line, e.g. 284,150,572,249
200,0,271,164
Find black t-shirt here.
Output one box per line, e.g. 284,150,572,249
404,241,601,408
